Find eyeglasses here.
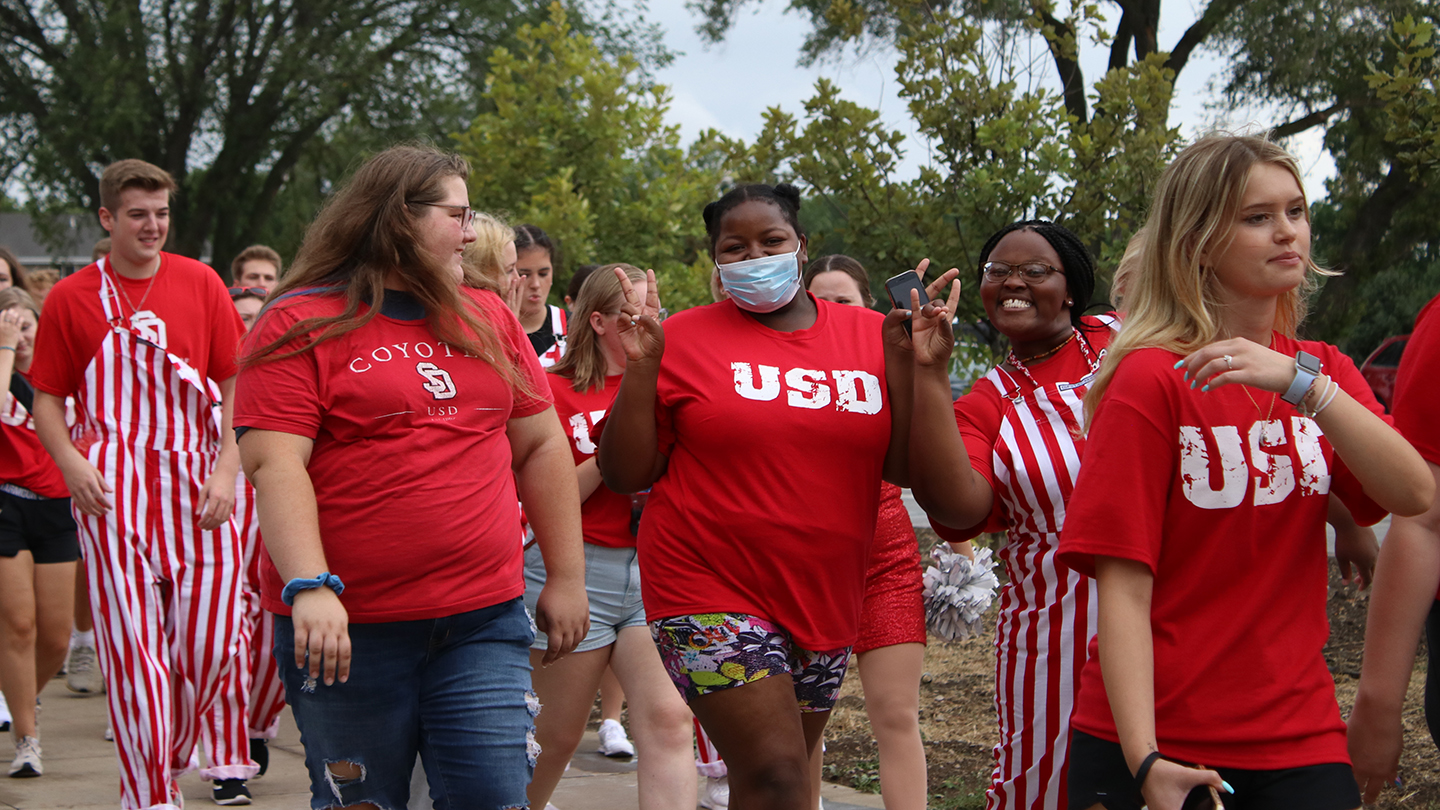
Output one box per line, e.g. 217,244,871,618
410,201,476,229
228,287,268,299
981,261,1062,283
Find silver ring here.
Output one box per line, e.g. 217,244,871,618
1223,354,1233,369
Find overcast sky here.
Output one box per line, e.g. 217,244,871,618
647,3,1336,195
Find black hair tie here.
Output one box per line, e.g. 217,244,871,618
1134,751,1165,790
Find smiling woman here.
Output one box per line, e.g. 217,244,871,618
906,218,1112,810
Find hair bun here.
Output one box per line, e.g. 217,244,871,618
773,183,802,209
702,200,720,230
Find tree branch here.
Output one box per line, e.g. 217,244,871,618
1165,0,1244,78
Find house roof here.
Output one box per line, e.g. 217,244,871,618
0,212,107,267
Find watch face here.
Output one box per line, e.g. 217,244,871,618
1298,351,1322,373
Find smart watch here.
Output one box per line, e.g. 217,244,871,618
1281,351,1322,406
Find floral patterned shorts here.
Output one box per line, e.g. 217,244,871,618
649,613,853,711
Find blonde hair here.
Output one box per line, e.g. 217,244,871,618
463,212,513,292
550,263,644,393
0,287,40,318
1084,134,1332,426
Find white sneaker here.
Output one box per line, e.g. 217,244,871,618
66,644,103,694
8,736,41,777
0,690,10,731
700,776,729,810
104,724,113,741
596,718,635,758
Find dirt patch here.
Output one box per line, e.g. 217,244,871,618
821,530,1440,809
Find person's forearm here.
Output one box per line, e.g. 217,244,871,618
33,391,83,467
597,362,664,493
1313,384,1434,516
576,457,603,503
882,341,913,487
1356,464,1440,713
1095,556,1159,773
909,361,992,528
519,433,585,586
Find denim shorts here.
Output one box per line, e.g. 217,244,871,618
650,613,852,712
274,598,537,810
523,542,646,653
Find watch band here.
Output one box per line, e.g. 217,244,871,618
281,572,345,606
1281,351,1321,406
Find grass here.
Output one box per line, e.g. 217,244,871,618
822,758,882,794
928,776,988,810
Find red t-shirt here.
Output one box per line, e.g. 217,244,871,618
637,295,891,651
1390,293,1440,597
932,320,1115,542
550,372,633,549
233,288,553,622
1057,336,1387,769
0,377,68,498
30,254,244,397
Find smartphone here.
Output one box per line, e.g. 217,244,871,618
884,271,930,337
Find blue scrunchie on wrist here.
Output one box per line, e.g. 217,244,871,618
282,572,345,606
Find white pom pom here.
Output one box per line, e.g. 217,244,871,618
922,544,1000,641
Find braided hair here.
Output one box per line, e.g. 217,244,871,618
702,183,805,255
977,220,1097,331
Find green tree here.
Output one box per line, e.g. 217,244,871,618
454,3,734,311
692,2,1182,337
1210,0,1440,351
0,0,664,275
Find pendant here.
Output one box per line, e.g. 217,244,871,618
1259,419,1282,445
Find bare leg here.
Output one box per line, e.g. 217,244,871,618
32,562,76,687
808,733,823,810
0,553,39,738
527,647,612,809
609,627,697,810
856,644,927,810
690,676,827,810
599,665,625,722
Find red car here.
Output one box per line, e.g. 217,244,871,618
1360,334,1410,411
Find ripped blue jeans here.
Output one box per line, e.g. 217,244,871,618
275,597,537,810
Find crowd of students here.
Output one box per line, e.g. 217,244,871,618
0,131,1436,810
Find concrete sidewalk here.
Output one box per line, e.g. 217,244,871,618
0,680,888,810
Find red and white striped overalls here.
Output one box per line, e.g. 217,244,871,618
984,337,1105,810
77,262,250,809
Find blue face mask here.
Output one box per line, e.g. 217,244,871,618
716,248,802,313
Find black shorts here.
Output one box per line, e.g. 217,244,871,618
0,490,79,564
1067,730,1360,810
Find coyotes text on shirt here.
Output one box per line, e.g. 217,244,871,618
731,361,883,414
1178,415,1331,509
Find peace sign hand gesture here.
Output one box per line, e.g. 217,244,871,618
614,267,665,367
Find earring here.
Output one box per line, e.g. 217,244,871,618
1066,299,1073,306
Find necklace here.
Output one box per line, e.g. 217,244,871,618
110,259,161,320
1242,385,1280,442
1007,329,1094,390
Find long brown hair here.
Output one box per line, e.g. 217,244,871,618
1083,134,1330,426
550,264,643,393
244,145,533,395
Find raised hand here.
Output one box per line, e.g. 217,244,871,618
614,266,665,365
910,268,963,368
0,308,23,349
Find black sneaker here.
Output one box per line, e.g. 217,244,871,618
249,738,269,777
212,779,252,806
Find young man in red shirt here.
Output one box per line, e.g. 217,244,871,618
31,160,255,809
